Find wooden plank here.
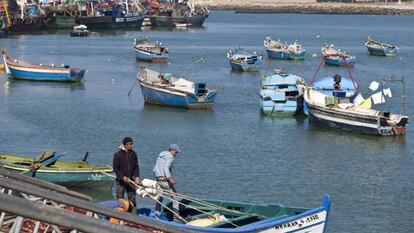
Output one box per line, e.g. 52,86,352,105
0,176,193,233
0,193,145,233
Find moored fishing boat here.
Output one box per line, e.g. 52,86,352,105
148,0,209,28
2,49,86,82
264,37,306,60
227,48,262,72
0,151,114,187
137,67,217,109
133,37,169,63
304,87,408,136
365,36,399,56
321,44,355,67
133,179,331,233
75,0,145,29
260,69,306,116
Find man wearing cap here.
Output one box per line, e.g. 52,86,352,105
113,137,141,207
152,144,181,218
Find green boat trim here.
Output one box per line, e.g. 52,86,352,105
0,152,114,186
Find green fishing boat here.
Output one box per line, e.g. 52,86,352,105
0,151,114,188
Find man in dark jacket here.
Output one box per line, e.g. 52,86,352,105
113,137,141,207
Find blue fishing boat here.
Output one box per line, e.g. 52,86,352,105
310,74,359,99
321,44,355,67
304,87,408,136
137,67,217,109
133,37,169,63
227,48,262,72
365,36,399,56
260,69,306,116
264,37,306,60
2,50,86,82
134,180,331,233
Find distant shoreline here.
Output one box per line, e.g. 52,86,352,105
203,2,414,15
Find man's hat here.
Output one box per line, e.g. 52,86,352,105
169,144,181,153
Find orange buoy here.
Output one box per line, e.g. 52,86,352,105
0,64,5,71
151,1,160,9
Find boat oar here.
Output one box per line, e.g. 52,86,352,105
81,152,89,163
21,153,66,176
127,78,138,96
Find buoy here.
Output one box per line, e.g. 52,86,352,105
0,64,5,71
312,53,317,58
112,79,116,83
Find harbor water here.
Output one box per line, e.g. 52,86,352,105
0,11,413,233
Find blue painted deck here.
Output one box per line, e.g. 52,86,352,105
260,73,305,116
311,75,358,98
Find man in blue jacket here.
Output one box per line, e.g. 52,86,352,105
152,144,181,218
113,137,141,207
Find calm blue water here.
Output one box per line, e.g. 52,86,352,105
0,11,413,233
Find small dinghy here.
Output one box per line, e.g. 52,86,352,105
137,67,217,109
227,48,262,72
0,151,114,188
321,44,355,67
365,36,399,56
133,37,169,63
70,25,89,37
2,49,86,82
264,37,306,60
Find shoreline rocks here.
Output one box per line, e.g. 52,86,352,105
204,3,414,15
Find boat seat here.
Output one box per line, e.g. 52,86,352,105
34,151,56,163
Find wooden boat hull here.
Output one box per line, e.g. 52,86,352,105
139,81,216,109
134,49,168,63
0,153,114,188
75,15,144,29
149,14,207,28
139,195,331,233
266,49,305,60
6,64,85,82
229,60,261,72
324,56,355,66
306,101,408,136
261,99,303,116
366,46,399,56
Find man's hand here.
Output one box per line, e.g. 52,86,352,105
122,176,129,182
135,177,142,185
168,177,176,185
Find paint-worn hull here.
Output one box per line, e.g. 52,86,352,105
229,60,260,72
7,65,85,82
75,15,144,29
134,49,168,63
306,103,408,136
149,14,207,27
366,46,398,56
324,56,355,66
266,49,305,60
139,81,216,109
140,195,331,233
